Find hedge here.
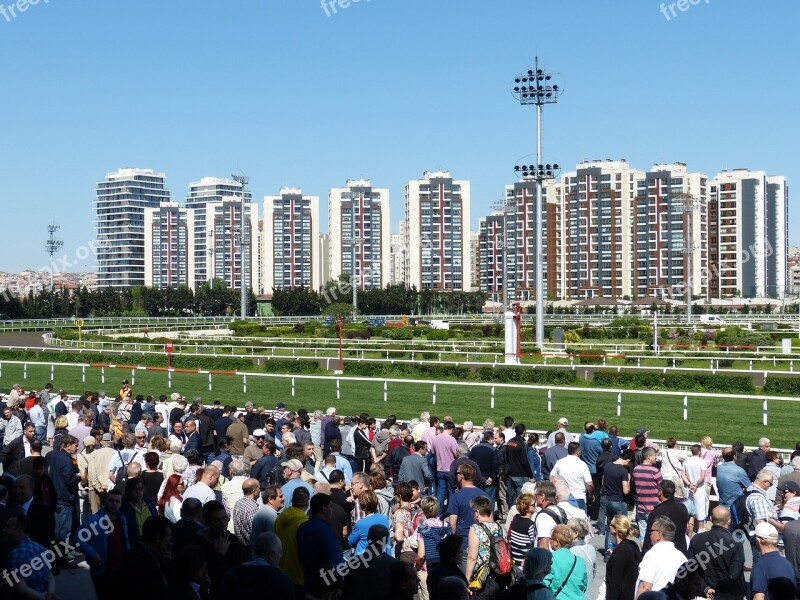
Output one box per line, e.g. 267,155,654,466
763,377,800,396
475,367,576,386
260,359,322,374
344,362,470,380
593,371,755,394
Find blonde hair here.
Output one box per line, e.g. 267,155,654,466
421,496,440,518
611,514,639,540
54,415,69,430
701,436,713,449
550,524,574,547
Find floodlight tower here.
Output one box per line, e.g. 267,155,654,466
511,56,563,349
45,223,63,291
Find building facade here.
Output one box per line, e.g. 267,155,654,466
144,202,194,288
262,187,320,292
95,168,171,288
404,171,471,291
327,180,390,289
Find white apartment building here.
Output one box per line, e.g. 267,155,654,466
390,229,406,285
404,171,471,291
144,202,195,288
328,180,390,289
708,169,788,298
95,168,171,288
263,188,320,291
633,163,708,300
470,231,480,291
185,177,257,293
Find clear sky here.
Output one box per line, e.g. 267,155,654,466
0,0,797,273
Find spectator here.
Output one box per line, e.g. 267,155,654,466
544,524,588,600
751,522,797,600
605,514,642,600
158,473,186,523
635,515,687,596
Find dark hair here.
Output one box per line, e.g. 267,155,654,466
483,430,495,442
437,535,464,562
514,424,526,436
144,452,160,470
185,449,201,466
659,480,676,500
621,449,635,462
124,477,144,498
328,469,344,484
601,438,611,450
309,493,331,515
567,442,580,455
142,515,172,544
292,486,311,508
202,500,226,522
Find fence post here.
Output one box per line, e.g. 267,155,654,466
168,369,172,389
547,389,552,413
100,366,104,384
0,362,3,379
243,375,247,394
637,358,641,368
617,392,622,417
433,383,437,405
131,368,135,387
683,395,688,421
23,363,27,380
82,365,86,383
602,355,606,366
50,364,54,380
749,360,753,371
383,381,388,402
763,398,768,426
292,377,296,397
336,379,340,400
439,352,442,362
208,372,212,391
491,386,495,410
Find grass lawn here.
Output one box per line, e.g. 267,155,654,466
1,360,797,449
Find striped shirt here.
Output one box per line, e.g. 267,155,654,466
508,514,536,567
633,464,663,515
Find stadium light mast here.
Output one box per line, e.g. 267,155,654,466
512,56,562,349
45,222,63,292
232,172,250,318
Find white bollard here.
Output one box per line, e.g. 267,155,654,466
50,364,54,380
131,368,136,387
763,398,768,426
24,363,27,380
292,377,296,397
243,375,247,394
100,366,104,384
433,383,437,405
208,373,212,391
337,379,340,400
82,366,86,383
0,362,3,379
617,392,622,417
168,369,172,388
491,386,495,410
547,389,552,413
383,381,388,402
683,395,688,421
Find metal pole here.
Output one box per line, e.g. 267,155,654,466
352,192,358,322
535,74,544,349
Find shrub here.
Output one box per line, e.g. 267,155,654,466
425,330,451,341
763,376,800,396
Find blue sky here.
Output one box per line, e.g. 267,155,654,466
0,0,798,273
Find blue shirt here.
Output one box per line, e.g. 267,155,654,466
280,479,314,510
579,434,602,474
347,513,391,555
446,487,488,549
716,461,751,508
528,446,543,482
750,550,797,597
297,516,344,577
8,538,51,593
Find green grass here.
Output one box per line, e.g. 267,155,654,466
2,360,798,449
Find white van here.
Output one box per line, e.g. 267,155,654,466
699,314,725,325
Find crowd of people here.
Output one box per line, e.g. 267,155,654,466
0,381,799,600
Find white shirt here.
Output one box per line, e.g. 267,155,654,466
546,427,577,448
550,455,592,500
28,405,46,428
183,481,216,505
659,448,688,481
683,455,706,486
635,541,687,592
532,507,559,541
66,412,79,430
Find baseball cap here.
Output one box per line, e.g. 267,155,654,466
276,402,286,409
558,417,568,425
754,522,779,542
637,427,650,435
245,401,254,408
234,411,244,418
122,379,129,384
281,459,303,472
102,433,113,442
782,481,800,494
253,429,266,437
84,436,96,446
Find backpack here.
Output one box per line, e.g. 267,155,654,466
731,489,757,531
262,462,287,488
480,523,513,576
114,450,133,484
532,506,568,539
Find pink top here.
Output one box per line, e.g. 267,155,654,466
429,434,458,473
700,447,720,483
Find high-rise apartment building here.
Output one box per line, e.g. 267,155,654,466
319,233,330,287
470,231,481,291
144,202,194,288
404,171,471,291
560,160,643,299
708,169,788,298
185,177,257,292
390,229,406,285
262,187,320,291
633,163,708,300
327,180,390,289
95,168,171,288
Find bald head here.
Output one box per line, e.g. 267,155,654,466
711,506,731,527
242,478,260,498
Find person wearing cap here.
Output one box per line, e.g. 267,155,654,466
546,417,575,449
273,402,288,423
226,411,250,457
688,506,745,597
779,481,800,520
87,433,116,513
245,429,267,467
280,458,314,508
751,521,796,600
777,456,800,510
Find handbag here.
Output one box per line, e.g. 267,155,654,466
468,560,490,592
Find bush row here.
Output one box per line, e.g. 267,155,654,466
592,371,756,394
763,377,800,397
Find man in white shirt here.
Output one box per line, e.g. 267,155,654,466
683,444,709,530
183,464,220,505
546,417,576,448
27,396,47,443
550,442,593,511
635,515,687,597
65,401,81,430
